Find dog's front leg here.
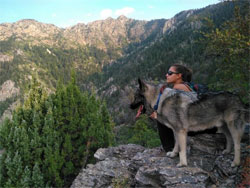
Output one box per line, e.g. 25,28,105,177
227,120,244,167
166,131,179,158
176,129,187,167
219,126,233,154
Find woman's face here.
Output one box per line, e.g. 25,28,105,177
166,66,181,84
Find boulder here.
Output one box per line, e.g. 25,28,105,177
71,133,249,188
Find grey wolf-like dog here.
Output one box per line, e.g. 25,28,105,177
131,78,248,167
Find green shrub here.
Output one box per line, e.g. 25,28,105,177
128,115,161,148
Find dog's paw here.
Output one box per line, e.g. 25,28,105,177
231,161,240,167
166,151,178,158
177,162,187,168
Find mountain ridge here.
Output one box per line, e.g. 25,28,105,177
0,16,168,50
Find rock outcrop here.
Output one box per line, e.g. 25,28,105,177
0,53,13,62
71,133,249,188
0,80,20,124
0,80,19,102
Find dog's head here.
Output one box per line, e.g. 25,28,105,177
129,88,145,109
130,78,154,118
130,78,148,108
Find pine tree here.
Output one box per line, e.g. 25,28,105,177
31,163,44,188
42,105,64,187
0,77,49,186
0,73,114,187
20,166,32,187
100,102,115,146
203,0,249,102
6,151,23,186
53,72,114,186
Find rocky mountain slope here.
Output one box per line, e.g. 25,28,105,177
0,15,166,52
0,19,61,46
63,15,166,51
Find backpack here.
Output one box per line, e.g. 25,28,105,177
154,83,208,111
184,82,209,94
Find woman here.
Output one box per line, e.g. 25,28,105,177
150,64,193,152
150,64,193,119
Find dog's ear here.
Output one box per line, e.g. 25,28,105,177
138,78,148,92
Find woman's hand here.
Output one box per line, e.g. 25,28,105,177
150,111,157,119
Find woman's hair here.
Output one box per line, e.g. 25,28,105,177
172,64,192,82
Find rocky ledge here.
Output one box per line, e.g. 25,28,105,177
71,133,249,188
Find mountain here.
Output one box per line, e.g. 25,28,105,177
0,14,169,88
0,1,238,125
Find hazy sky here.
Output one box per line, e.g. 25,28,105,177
0,0,220,28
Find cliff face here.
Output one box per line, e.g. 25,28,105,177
71,133,249,188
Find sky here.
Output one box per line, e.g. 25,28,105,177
0,0,220,28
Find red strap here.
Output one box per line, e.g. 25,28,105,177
160,85,167,94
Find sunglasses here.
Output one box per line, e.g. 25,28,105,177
167,71,179,76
